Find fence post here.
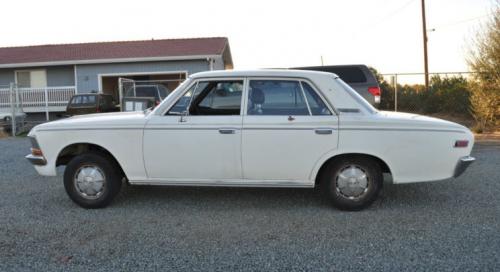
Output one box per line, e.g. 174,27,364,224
394,74,398,112
9,83,16,137
44,87,49,121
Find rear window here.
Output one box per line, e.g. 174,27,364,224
299,66,367,83
135,87,158,99
327,67,367,83
70,95,96,106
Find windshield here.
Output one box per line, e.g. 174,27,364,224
151,78,192,115
335,77,378,114
125,85,171,100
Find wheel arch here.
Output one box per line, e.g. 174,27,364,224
313,152,392,186
56,142,126,179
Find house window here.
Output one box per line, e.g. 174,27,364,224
15,70,47,88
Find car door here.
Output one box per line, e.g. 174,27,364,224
143,78,245,181
242,78,339,183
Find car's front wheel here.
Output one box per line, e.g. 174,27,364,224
321,156,382,211
63,152,122,208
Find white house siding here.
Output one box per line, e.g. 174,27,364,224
75,59,215,93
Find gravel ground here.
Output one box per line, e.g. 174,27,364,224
0,138,499,271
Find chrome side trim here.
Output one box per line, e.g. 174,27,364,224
36,126,465,133
129,179,314,188
36,127,143,132
25,154,47,166
339,127,466,133
453,156,475,178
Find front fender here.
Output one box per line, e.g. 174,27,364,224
30,129,146,180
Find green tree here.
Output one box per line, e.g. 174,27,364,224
467,6,500,132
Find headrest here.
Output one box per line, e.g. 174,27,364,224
250,88,265,104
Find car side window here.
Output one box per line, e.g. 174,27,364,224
247,80,309,116
190,81,243,115
80,95,96,106
168,80,243,116
70,96,82,105
301,82,332,115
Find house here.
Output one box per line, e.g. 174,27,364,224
0,37,233,112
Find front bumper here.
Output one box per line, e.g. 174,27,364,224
25,154,47,166
453,156,475,178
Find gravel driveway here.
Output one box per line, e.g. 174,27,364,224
0,138,499,271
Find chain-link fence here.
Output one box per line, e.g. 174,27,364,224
378,72,475,127
0,83,27,136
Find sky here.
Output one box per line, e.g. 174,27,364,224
0,0,495,81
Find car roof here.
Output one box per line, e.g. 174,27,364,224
190,69,339,79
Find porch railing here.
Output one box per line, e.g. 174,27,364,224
0,86,76,114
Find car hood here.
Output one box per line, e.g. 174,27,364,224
31,111,147,132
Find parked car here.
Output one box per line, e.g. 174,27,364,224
122,84,171,111
1,111,26,123
1,111,26,133
26,70,475,210
293,65,381,105
66,94,117,116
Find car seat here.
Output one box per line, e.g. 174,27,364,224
248,88,265,115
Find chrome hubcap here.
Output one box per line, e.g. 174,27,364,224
74,165,106,200
335,165,369,199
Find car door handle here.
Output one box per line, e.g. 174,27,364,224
315,128,333,135
219,128,236,134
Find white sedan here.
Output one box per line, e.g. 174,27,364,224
26,70,475,210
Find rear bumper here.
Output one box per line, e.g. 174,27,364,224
453,156,475,178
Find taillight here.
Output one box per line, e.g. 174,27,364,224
368,86,381,97
454,140,469,148
368,86,381,103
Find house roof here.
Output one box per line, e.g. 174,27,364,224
0,37,231,68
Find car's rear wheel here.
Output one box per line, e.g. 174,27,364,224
321,156,382,211
63,152,122,208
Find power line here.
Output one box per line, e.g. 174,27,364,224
371,0,418,27
431,12,493,30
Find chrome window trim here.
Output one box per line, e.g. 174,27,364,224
299,80,334,116
298,81,313,115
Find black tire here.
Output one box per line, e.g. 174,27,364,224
320,156,382,211
63,152,122,209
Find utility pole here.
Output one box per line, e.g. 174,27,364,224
421,0,429,92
